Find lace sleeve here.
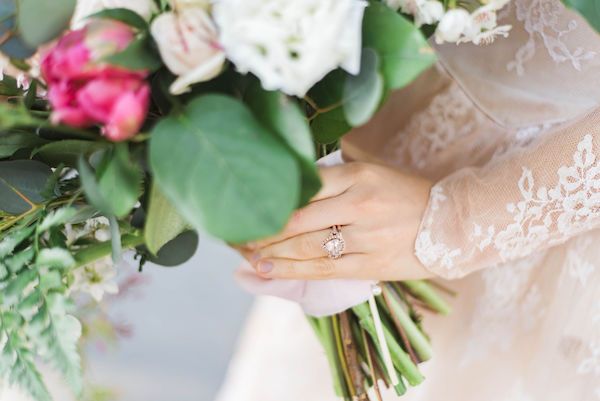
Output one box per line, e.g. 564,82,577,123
415,107,600,279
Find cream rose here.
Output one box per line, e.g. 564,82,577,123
150,6,226,95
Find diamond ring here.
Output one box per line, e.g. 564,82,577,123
322,225,346,259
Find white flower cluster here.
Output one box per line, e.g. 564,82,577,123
386,0,511,45
213,0,366,97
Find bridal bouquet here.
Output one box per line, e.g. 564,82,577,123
0,0,597,400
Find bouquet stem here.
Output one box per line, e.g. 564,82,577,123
308,279,452,400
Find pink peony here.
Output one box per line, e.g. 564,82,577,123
41,19,150,142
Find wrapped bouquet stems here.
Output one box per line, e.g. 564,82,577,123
309,281,451,400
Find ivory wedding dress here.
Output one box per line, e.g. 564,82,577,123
217,1,600,400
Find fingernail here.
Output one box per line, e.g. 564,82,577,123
258,261,273,274
251,252,261,263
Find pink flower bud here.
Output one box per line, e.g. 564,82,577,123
41,19,150,141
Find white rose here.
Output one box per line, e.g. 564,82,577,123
213,0,367,97
434,8,471,44
150,7,225,94
72,0,157,28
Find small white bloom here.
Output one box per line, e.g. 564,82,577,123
71,257,119,302
213,0,367,97
386,0,443,27
150,6,225,95
435,8,471,44
415,0,444,26
435,0,511,45
66,216,111,244
72,0,157,28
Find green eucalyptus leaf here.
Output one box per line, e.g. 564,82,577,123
33,140,110,167
244,82,321,206
145,230,198,267
563,0,600,32
78,145,142,218
145,183,189,255
363,2,436,90
0,160,53,214
343,48,385,127
0,102,38,129
149,94,300,243
0,75,22,96
78,156,115,216
308,70,352,144
0,0,36,59
0,131,48,159
17,0,76,48
104,36,162,71
98,145,143,218
87,7,148,30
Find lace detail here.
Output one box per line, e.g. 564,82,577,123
491,120,564,161
474,134,600,261
385,82,487,170
507,0,596,75
415,186,462,272
461,254,546,365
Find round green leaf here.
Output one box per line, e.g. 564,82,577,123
363,2,436,90
243,81,321,206
149,94,300,243
0,0,36,59
308,69,352,144
0,160,52,214
103,37,162,72
17,0,76,48
33,140,110,167
0,131,48,159
144,183,189,255
343,48,384,127
145,230,198,267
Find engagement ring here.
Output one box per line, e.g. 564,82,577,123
322,225,346,259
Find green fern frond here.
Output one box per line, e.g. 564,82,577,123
26,293,83,395
0,312,52,401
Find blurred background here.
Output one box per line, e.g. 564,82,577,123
82,238,251,401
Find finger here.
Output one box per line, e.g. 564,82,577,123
250,194,356,249
256,226,363,261
311,163,358,202
255,254,368,280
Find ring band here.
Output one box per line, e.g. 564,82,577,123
322,225,346,259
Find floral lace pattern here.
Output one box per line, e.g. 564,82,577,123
385,82,488,171
474,134,600,262
507,0,596,75
415,186,462,271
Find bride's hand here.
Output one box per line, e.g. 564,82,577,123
243,162,435,281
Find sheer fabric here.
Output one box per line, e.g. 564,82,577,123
217,1,600,400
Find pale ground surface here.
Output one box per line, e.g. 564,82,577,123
0,237,252,401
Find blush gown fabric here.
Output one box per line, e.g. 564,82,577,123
216,1,600,400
